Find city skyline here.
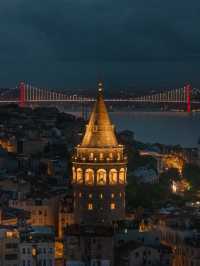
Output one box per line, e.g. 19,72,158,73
1,1,200,266
0,0,200,88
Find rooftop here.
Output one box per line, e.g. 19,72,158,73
80,82,118,148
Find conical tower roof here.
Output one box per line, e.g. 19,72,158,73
81,82,118,148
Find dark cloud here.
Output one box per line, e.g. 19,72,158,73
0,0,200,88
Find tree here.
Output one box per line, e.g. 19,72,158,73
183,163,200,190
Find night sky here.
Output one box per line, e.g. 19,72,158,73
0,0,200,89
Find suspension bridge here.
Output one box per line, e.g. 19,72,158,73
0,82,199,113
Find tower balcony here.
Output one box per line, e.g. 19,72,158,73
73,145,127,164
72,155,128,164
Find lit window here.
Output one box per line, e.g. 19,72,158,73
85,169,94,185
89,194,92,199
110,203,116,210
6,231,13,238
100,153,104,160
89,153,94,160
72,167,76,183
109,169,118,184
77,168,83,183
32,247,37,256
119,168,125,184
88,203,93,210
97,169,107,185
100,193,103,199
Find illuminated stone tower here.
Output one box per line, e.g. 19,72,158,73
72,82,127,225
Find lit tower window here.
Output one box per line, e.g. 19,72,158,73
85,169,94,185
119,168,126,184
97,169,107,185
77,168,83,184
72,167,76,183
109,153,113,160
99,153,104,160
109,169,118,184
117,152,121,160
89,153,94,160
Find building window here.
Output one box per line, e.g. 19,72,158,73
109,169,118,184
119,168,126,184
85,169,94,185
88,203,93,210
89,193,92,199
49,248,53,254
79,192,82,198
100,193,103,199
97,169,107,185
72,167,76,183
77,168,83,183
110,203,116,210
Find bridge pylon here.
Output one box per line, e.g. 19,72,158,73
19,82,26,108
185,84,192,113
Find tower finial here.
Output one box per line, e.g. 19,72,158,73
98,81,103,97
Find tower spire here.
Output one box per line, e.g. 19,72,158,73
98,81,104,97
80,82,118,148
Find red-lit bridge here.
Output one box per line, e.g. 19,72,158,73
0,82,199,113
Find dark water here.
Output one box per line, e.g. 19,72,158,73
110,112,200,148
66,110,200,147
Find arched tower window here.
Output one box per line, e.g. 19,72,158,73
77,168,83,184
89,153,94,160
99,153,104,161
85,169,94,185
109,169,118,185
117,152,121,160
119,168,126,184
72,167,76,183
97,169,107,185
